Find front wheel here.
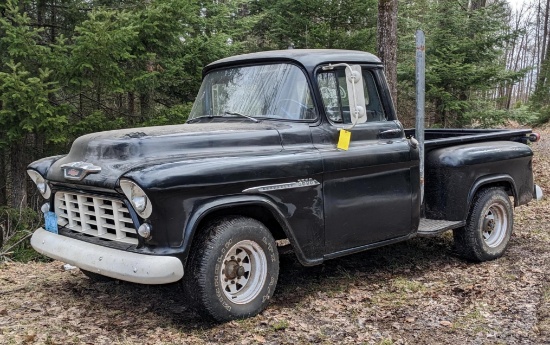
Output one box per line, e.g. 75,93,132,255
453,187,514,262
184,216,279,322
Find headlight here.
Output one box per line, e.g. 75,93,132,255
27,170,51,199
120,179,152,219
132,196,147,213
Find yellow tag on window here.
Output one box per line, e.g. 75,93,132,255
337,129,351,150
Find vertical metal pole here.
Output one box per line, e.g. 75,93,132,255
415,30,426,204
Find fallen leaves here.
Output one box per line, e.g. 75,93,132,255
253,334,266,343
23,333,36,344
439,320,452,327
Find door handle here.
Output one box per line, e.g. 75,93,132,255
378,128,402,139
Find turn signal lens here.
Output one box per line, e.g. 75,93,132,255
40,202,50,213
138,223,152,238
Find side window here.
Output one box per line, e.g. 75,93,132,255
317,68,386,124
318,72,344,123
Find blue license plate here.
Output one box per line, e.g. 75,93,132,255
45,212,58,234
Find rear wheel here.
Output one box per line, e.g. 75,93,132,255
454,187,514,262
184,216,279,322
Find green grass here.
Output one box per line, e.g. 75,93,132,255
452,308,489,334
271,319,289,331
392,277,426,293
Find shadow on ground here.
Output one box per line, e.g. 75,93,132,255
59,234,461,331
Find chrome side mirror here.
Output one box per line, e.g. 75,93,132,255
344,65,367,125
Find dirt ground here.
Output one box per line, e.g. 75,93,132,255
1,127,549,345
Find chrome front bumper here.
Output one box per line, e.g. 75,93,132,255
31,227,184,284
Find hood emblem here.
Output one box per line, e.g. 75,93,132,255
61,162,102,181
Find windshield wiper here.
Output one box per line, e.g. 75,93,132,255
186,115,223,123
224,111,259,123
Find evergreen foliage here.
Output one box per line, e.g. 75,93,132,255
250,0,378,51
398,0,527,127
0,0,69,147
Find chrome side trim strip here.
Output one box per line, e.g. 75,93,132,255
243,178,320,193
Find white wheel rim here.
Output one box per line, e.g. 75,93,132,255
219,240,267,305
482,203,508,247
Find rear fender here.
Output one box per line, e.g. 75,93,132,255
424,141,533,221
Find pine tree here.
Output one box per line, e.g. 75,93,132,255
398,0,525,127
0,0,69,208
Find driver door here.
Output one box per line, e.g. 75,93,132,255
312,67,417,255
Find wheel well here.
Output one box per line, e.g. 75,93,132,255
473,181,516,205
194,205,287,241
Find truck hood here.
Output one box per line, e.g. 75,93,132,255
46,122,284,189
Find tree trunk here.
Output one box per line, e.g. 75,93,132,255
9,140,27,210
535,0,550,98
377,0,398,105
37,0,46,26
470,0,486,11
117,93,123,109
50,0,56,42
0,147,6,206
541,0,550,72
128,92,135,116
535,0,550,95
140,92,152,119
434,98,444,127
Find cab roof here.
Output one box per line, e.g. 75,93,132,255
204,49,382,75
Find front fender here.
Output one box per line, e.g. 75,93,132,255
183,195,324,267
27,155,66,177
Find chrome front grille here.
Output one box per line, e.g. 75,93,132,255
54,192,138,245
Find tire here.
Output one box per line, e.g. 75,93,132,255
80,269,114,282
453,187,514,262
184,216,279,322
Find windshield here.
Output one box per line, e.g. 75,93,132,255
189,63,316,121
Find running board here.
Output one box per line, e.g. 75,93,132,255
417,218,465,237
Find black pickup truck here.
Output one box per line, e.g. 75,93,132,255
28,49,543,321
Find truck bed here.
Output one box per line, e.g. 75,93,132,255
404,128,533,149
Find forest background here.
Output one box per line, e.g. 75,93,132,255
1,0,550,259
